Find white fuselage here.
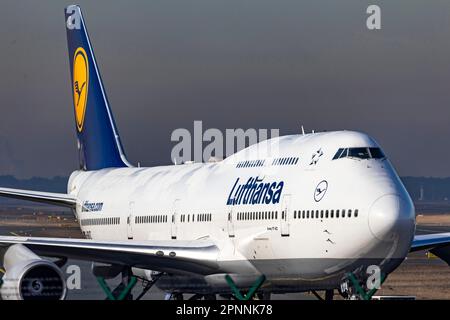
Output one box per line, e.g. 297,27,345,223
67,131,416,293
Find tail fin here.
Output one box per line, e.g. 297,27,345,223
65,5,131,170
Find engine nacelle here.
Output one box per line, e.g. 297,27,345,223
1,244,66,300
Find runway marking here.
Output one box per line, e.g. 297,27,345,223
9,232,20,236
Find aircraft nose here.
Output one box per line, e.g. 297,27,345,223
368,194,415,241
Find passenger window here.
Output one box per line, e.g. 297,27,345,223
348,210,352,218
320,210,324,219
331,210,334,218
355,209,359,217
336,210,339,218
342,209,346,218
325,210,329,218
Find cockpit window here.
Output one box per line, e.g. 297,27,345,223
369,147,385,159
332,148,348,160
348,148,370,159
333,147,386,160
332,148,344,160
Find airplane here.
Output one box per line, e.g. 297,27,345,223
0,4,449,300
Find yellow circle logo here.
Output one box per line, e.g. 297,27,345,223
73,47,89,132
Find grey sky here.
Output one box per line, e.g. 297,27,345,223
0,0,450,178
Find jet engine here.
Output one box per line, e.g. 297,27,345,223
0,244,66,300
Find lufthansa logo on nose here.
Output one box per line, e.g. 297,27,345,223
314,180,328,202
73,47,89,132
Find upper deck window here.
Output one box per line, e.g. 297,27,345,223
332,147,385,160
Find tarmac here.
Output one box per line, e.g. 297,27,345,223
0,205,449,300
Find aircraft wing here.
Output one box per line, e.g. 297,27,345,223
410,233,450,265
0,236,220,275
0,187,76,208
411,233,450,252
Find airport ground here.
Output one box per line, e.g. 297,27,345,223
1,204,450,300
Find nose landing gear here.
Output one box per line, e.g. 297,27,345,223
339,270,386,300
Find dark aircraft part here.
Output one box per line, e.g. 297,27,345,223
92,262,124,279
135,272,162,300
431,246,450,265
0,244,66,300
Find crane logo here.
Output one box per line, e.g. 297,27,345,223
314,180,328,202
73,47,89,132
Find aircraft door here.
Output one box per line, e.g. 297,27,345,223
227,208,235,237
171,199,180,239
127,201,135,239
280,195,291,236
